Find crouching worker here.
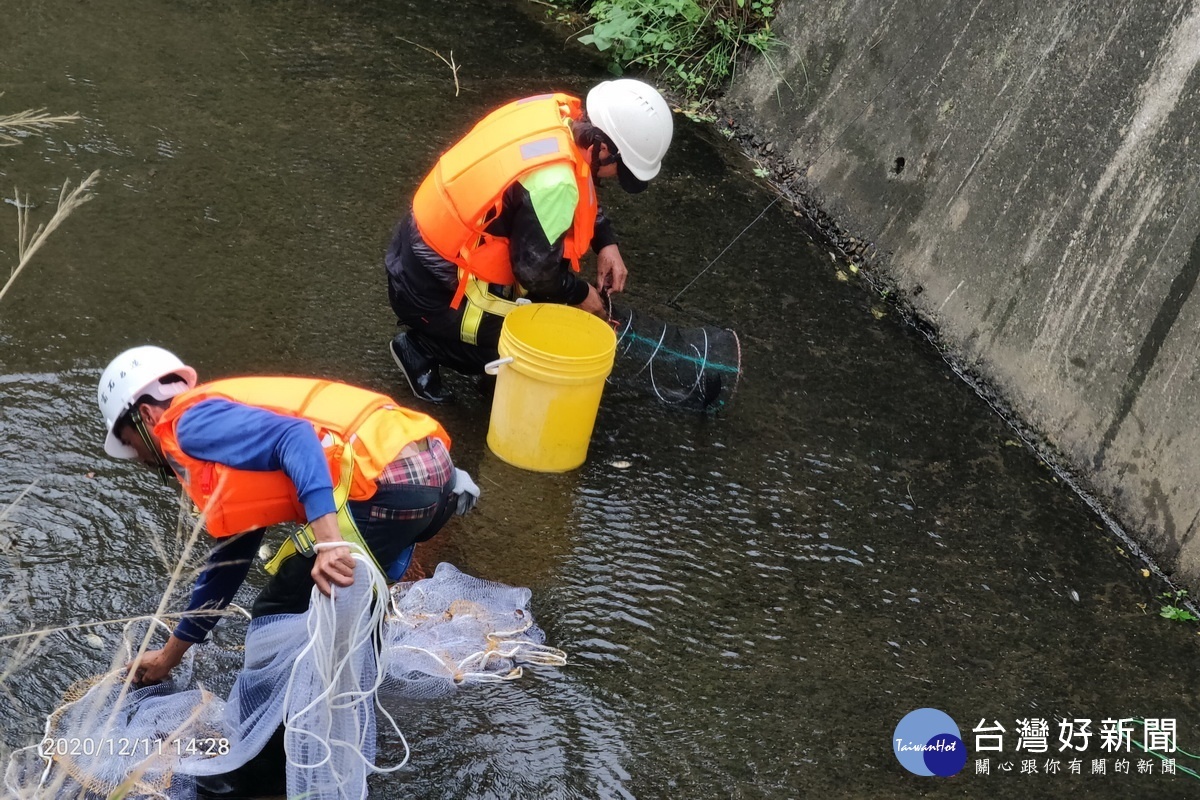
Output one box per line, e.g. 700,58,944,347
96,344,480,683
385,78,675,403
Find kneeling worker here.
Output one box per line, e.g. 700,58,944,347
96,344,480,685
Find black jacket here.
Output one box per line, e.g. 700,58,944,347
386,181,617,315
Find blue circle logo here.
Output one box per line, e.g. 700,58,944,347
893,708,967,777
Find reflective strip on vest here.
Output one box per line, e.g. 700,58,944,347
519,137,561,160
411,93,597,307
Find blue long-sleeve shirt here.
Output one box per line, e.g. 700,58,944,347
172,399,335,643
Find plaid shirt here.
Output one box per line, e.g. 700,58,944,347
369,437,454,520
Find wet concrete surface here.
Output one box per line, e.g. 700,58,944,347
723,0,1200,595
2,1,1199,797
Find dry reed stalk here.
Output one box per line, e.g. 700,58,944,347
1,170,101,304
144,532,175,575
0,485,233,796
0,104,154,799
0,481,39,575
86,498,206,729
0,481,40,527
0,103,80,147
0,404,260,795
1,506,209,798
0,485,39,705
0,629,51,695
0,607,252,648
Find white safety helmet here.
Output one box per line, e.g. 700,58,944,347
585,78,674,183
98,345,197,459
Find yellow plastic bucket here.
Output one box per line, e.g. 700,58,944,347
485,303,617,472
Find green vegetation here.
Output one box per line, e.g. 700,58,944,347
1158,590,1199,623
543,0,778,101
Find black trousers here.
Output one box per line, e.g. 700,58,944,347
385,215,507,376
251,483,455,618
198,484,455,798
388,282,507,376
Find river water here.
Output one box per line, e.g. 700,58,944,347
2,1,1199,798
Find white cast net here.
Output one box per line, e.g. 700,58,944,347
4,555,565,799
381,562,568,701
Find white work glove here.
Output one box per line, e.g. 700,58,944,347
452,468,480,515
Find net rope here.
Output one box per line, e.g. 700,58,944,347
5,553,564,799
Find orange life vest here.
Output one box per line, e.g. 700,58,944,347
155,376,450,538
412,93,598,308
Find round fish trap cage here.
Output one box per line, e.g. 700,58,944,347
606,300,742,412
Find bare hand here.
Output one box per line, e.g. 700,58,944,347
128,644,184,685
312,545,356,596
575,284,609,319
596,244,628,293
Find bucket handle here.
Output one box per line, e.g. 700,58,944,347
484,356,514,375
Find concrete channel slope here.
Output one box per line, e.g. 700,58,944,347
726,0,1200,586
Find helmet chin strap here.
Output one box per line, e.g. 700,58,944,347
130,406,173,486
574,122,619,174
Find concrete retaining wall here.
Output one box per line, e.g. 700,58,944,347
725,0,1200,581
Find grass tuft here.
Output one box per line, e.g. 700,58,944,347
549,0,779,102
